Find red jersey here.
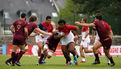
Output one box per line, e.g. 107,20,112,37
82,26,88,32
94,20,111,41
57,24,76,34
38,22,53,32
26,22,38,35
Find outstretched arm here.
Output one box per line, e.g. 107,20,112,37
34,28,52,36
75,21,95,27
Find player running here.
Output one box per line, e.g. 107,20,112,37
75,13,115,67
79,17,93,63
91,21,112,66
57,20,79,66
35,16,53,64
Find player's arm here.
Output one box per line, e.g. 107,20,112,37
24,27,28,39
73,26,79,36
54,32,65,39
34,28,52,36
105,23,113,39
109,30,113,39
91,27,96,42
83,30,89,41
75,21,95,27
10,25,15,34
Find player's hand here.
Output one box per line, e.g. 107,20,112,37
41,34,44,38
48,33,52,36
82,38,85,41
75,21,81,26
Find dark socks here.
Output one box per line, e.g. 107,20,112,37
94,53,100,61
108,57,115,64
16,51,25,62
39,54,44,63
11,52,16,64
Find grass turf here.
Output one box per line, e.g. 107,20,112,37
0,55,121,69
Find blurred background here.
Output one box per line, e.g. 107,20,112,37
0,0,121,55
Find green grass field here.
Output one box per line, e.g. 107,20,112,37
0,55,121,69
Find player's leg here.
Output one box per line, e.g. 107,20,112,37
38,44,49,64
37,41,43,63
68,42,78,65
62,45,72,66
11,45,18,66
92,41,102,64
80,46,85,63
15,45,25,66
104,49,115,66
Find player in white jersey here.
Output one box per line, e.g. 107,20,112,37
80,18,93,63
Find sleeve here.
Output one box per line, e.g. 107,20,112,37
67,25,76,30
84,27,88,31
38,23,43,29
34,24,38,28
105,23,111,31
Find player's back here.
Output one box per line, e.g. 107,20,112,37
26,22,38,36
13,19,27,38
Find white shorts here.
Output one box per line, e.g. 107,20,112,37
25,45,28,49
60,31,75,45
80,40,90,48
35,34,48,44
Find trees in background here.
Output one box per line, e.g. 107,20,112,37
58,0,121,35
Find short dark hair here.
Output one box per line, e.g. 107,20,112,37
58,19,66,24
82,17,87,23
95,13,102,20
46,16,51,20
21,13,26,18
29,15,37,22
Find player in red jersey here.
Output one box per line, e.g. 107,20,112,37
24,15,52,38
79,17,93,63
6,13,27,66
57,20,79,66
75,13,115,67
35,16,53,64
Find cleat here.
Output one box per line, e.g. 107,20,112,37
75,62,78,66
38,61,46,64
65,63,68,66
74,56,78,63
15,61,21,66
107,63,110,66
81,61,86,63
11,64,15,66
92,61,100,64
5,61,11,66
110,63,115,67
69,61,73,66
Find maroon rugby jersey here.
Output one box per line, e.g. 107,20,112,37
13,19,27,39
94,20,110,41
26,22,38,36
